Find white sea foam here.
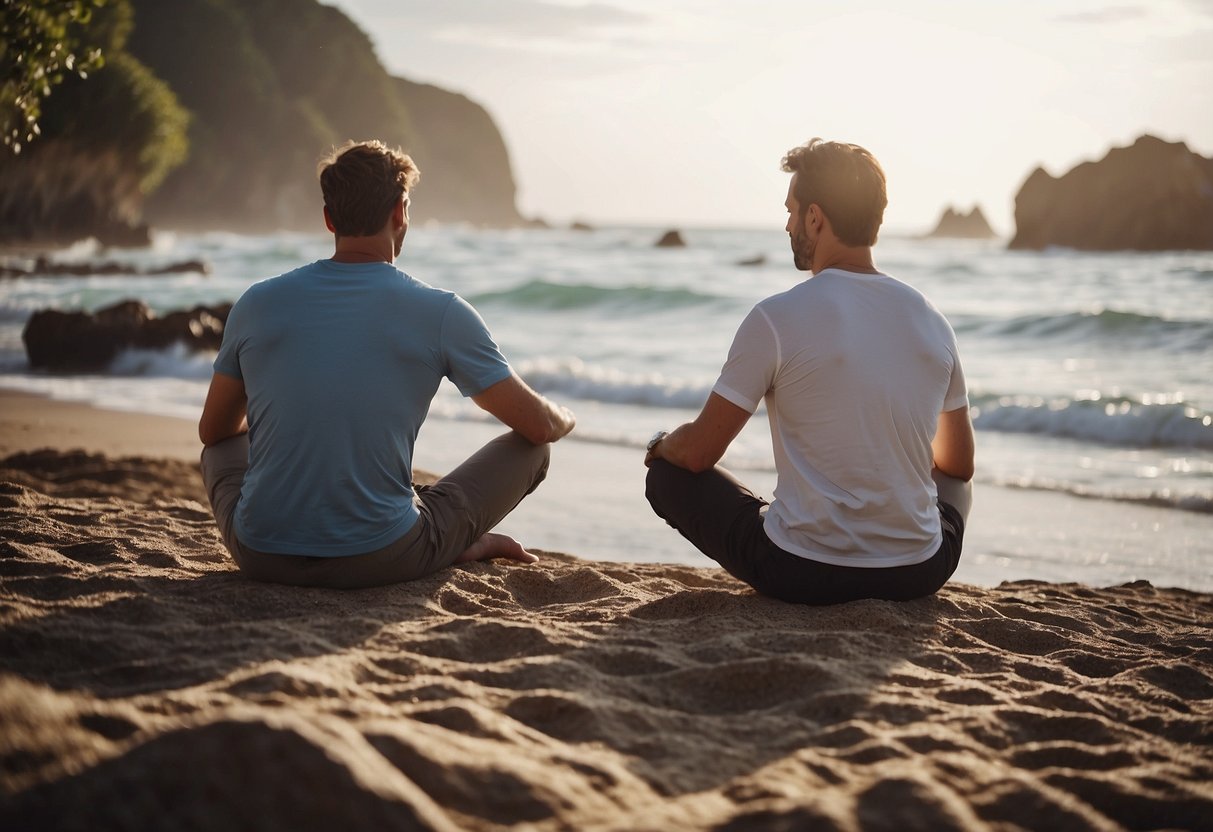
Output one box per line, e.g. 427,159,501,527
517,357,713,409
971,395,1213,450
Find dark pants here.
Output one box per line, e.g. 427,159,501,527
645,461,969,605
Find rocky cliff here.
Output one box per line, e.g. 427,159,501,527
1009,135,1213,251
393,79,520,228
0,0,522,241
923,205,997,239
123,0,522,231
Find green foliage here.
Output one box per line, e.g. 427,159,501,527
0,0,116,153
0,0,189,243
37,50,189,192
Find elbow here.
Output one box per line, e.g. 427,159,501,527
198,426,224,448
935,460,975,482
199,417,242,448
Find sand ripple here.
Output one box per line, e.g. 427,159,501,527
2,451,1212,830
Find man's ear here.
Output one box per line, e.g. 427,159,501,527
391,197,406,228
323,205,337,234
802,203,818,236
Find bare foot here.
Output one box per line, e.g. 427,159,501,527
454,532,539,565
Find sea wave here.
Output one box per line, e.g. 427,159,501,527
518,357,713,408
954,308,1213,350
469,279,721,311
992,476,1213,515
16,335,1213,454
105,344,217,379
971,394,1213,450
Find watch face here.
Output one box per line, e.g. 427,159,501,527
647,430,667,451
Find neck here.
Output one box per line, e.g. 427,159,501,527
331,234,395,264
812,244,877,275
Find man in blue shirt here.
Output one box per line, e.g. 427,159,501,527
199,140,576,588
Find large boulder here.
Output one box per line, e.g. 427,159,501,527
23,300,231,372
923,205,997,239
1009,135,1213,251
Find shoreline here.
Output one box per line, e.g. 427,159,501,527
0,389,201,461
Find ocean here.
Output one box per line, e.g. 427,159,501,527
2,227,1211,590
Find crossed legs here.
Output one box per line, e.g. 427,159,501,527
200,431,550,588
645,460,971,604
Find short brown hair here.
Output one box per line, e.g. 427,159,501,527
781,138,887,246
318,140,420,236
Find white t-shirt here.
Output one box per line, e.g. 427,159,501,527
712,268,968,568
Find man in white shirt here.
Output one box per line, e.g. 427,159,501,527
644,138,974,605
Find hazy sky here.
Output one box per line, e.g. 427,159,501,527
329,0,1213,233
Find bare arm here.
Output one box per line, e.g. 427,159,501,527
645,392,751,473
932,405,975,482
472,371,576,445
199,372,248,447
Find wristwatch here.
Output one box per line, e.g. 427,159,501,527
647,430,669,453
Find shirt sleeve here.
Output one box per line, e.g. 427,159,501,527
943,348,969,411
212,293,248,380
711,304,780,414
440,294,513,396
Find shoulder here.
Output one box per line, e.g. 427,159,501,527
749,279,818,327
241,262,321,298
385,267,454,303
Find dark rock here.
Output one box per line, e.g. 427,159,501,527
1009,134,1213,251
0,258,210,279
145,259,210,275
923,205,997,239
655,229,687,248
735,254,766,267
22,300,232,372
570,221,594,232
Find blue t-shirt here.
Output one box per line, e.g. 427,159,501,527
213,260,512,556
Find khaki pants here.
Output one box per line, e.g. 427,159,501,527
201,431,549,589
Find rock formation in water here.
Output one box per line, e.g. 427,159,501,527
23,300,231,372
1009,135,1213,251
0,258,208,279
924,205,997,239
655,230,687,248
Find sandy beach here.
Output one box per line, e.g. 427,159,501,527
2,392,1212,830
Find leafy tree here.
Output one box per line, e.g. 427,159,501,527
0,0,109,153
0,0,189,244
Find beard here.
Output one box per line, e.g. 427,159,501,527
790,225,815,271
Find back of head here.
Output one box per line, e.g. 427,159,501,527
318,140,420,237
781,138,887,246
